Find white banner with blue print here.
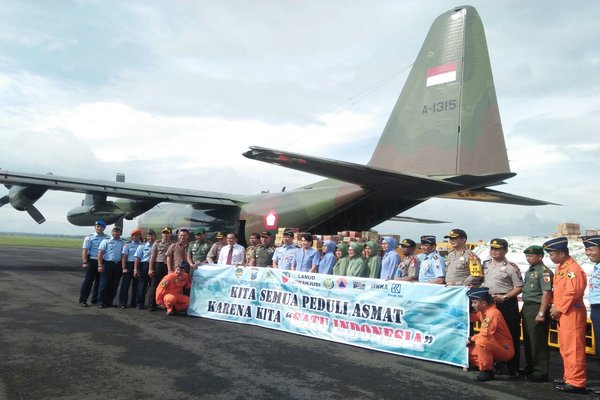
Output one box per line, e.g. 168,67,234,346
188,265,469,367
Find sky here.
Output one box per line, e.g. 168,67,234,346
1,0,599,241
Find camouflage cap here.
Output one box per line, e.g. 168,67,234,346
523,245,544,255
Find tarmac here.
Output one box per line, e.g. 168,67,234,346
0,245,599,400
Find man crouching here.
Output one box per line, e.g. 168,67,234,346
156,262,191,316
467,287,514,381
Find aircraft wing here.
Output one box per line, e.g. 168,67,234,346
389,216,450,224
243,146,461,199
438,188,558,206
0,169,243,206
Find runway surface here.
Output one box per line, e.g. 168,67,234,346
0,245,598,400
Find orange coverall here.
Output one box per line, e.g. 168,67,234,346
553,257,587,388
155,271,191,313
469,304,514,371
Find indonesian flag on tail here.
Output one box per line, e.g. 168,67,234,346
426,63,457,87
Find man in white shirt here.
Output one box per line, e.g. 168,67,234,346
218,233,246,266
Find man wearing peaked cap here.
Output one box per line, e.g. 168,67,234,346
583,236,600,361
394,239,420,282
206,232,226,264
445,228,482,287
147,225,174,311
466,287,514,382
272,230,297,270
519,245,553,381
544,237,588,392
481,238,523,376
418,236,446,284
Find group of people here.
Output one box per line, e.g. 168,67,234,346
77,222,600,393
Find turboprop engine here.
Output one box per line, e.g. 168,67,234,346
0,185,48,223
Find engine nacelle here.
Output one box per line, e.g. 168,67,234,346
67,203,125,226
8,185,47,211
113,199,158,220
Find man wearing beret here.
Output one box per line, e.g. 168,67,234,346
118,229,143,308
444,229,482,287
394,239,420,282
583,235,600,359
79,220,110,307
520,245,553,382
417,236,446,284
466,287,514,382
482,238,523,376
544,237,587,393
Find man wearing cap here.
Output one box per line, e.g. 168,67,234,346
272,231,297,270
147,227,173,311
79,220,110,307
467,287,514,382
187,228,211,268
133,229,156,309
520,245,553,382
253,232,275,267
482,238,523,376
218,233,246,266
118,229,143,309
166,229,190,273
417,236,446,284
97,227,126,308
544,237,587,393
155,262,191,316
245,232,261,266
206,232,226,264
444,229,482,287
394,239,420,282
583,235,600,359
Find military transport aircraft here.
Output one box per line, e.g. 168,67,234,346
0,5,551,245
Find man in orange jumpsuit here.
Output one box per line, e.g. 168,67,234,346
155,262,191,316
544,237,587,393
467,286,514,382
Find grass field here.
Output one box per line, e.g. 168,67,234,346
0,235,81,249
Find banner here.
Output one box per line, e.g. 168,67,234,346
189,265,469,366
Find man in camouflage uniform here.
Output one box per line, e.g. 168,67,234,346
254,231,275,267
444,229,482,287
520,245,553,382
187,228,211,267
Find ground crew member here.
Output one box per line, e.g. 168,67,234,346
79,220,109,307
155,262,191,316
393,239,419,281
583,235,600,358
467,287,514,382
417,236,446,284
147,227,173,311
97,226,126,308
254,232,275,267
444,229,482,286
481,238,522,377
364,241,381,279
245,232,260,265
133,229,156,309
333,243,349,276
380,237,400,280
118,229,142,308
186,227,211,268
545,237,587,393
520,245,553,382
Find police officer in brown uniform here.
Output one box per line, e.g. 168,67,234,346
520,245,553,382
444,229,482,287
206,232,226,264
245,232,261,266
147,227,173,311
394,239,420,281
482,238,523,376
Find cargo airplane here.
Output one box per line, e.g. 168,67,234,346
0,6,551,245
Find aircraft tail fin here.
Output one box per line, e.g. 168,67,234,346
368,5,510,177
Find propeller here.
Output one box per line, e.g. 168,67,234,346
0,195,9,207
26,205,46,224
